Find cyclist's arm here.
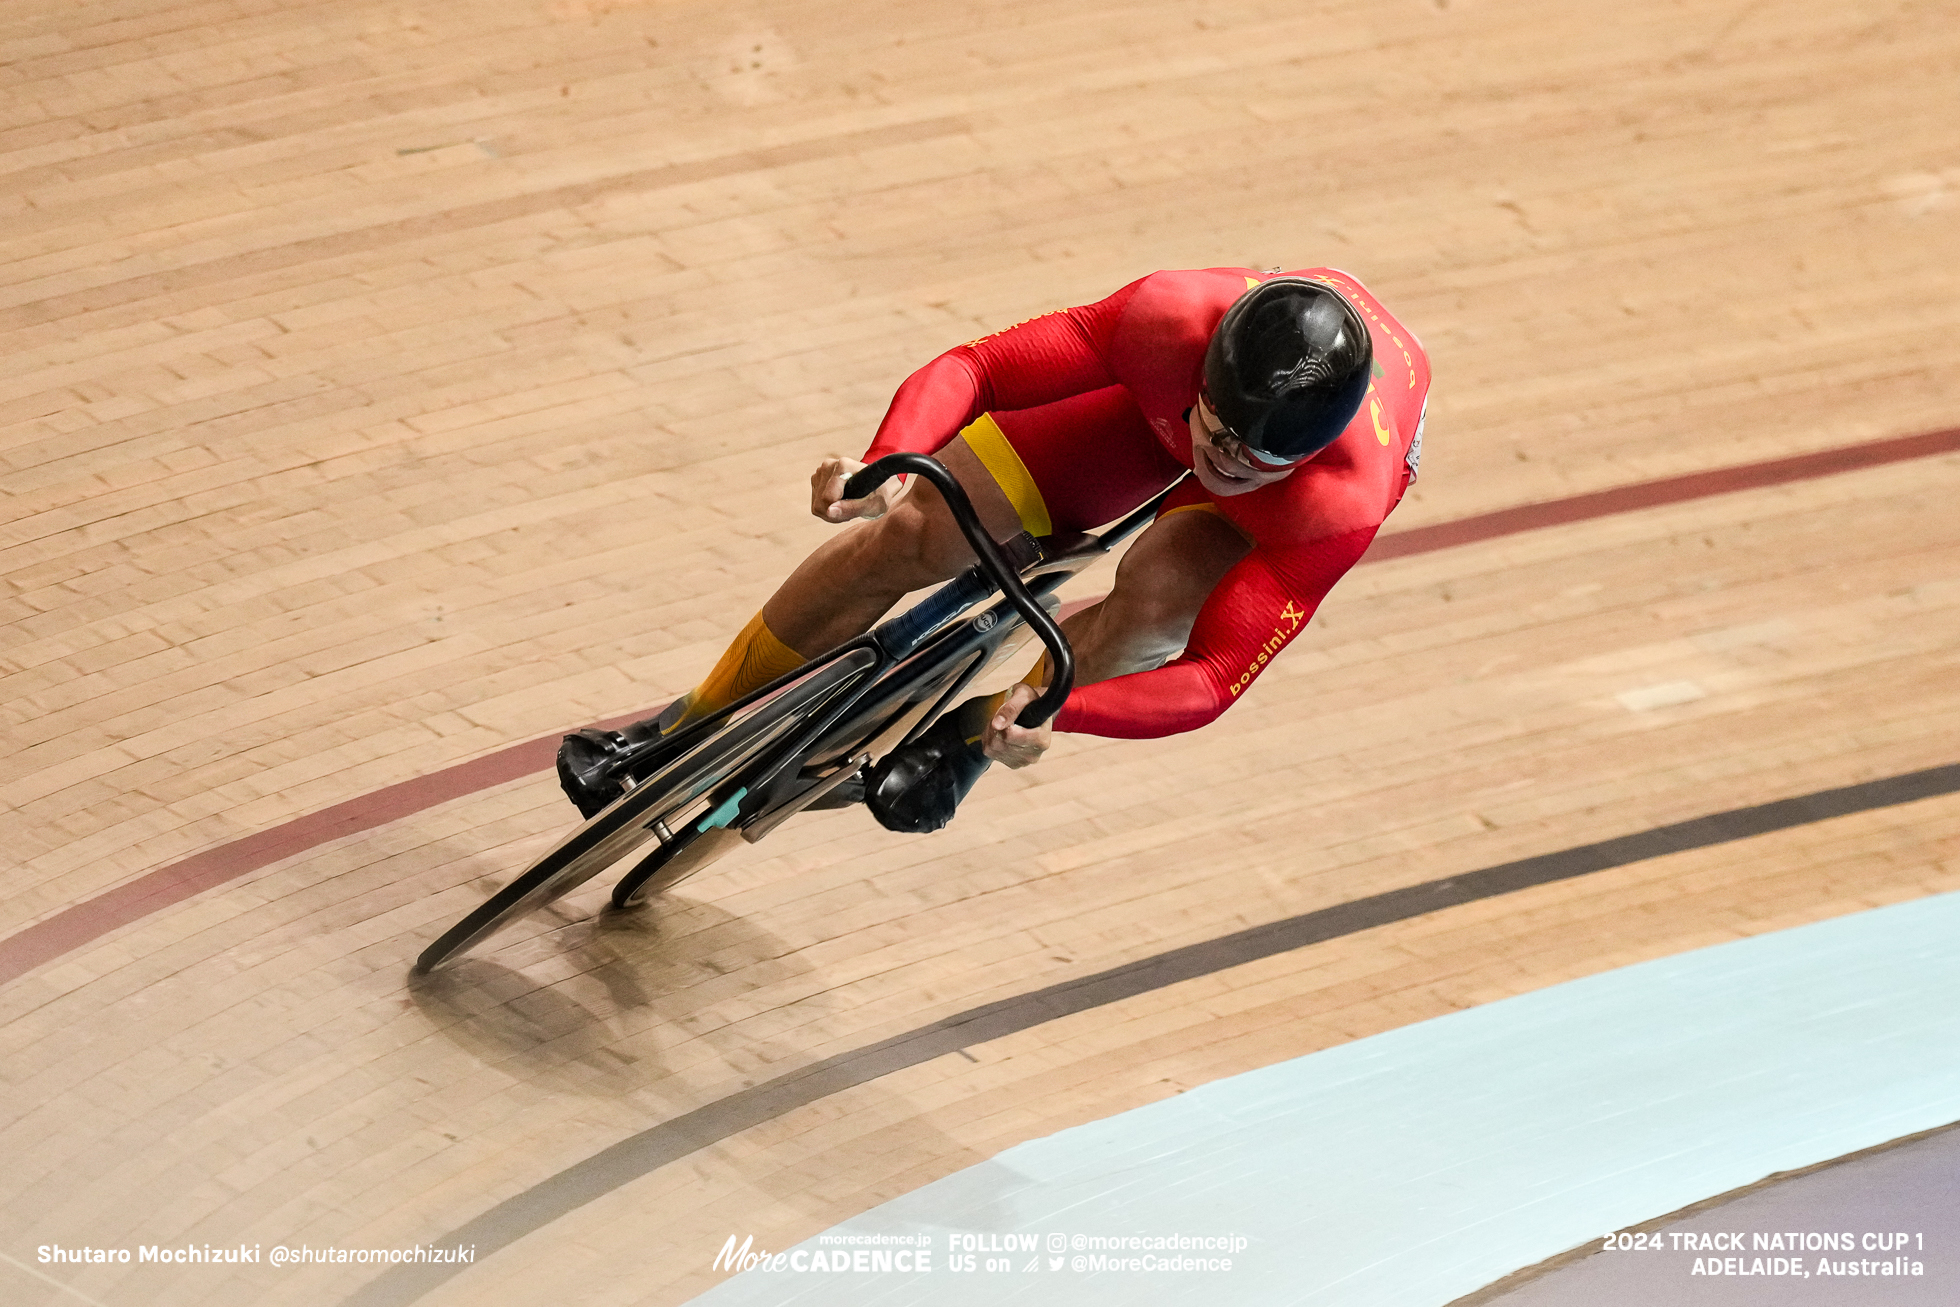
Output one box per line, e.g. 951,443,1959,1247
1052,525,1377,739
861,282,1142,460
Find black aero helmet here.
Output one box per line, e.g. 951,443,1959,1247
1202,277,1373,462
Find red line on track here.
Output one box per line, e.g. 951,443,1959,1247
0,728,607,989
1363,427,1960,561
3,426,1955,989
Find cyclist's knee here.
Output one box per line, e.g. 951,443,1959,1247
1094,508,1246,668
1098,553,1214,669
862,490,971,590
1095,588,1193,670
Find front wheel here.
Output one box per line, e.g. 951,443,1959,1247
414,650,877,973
412,789,669,973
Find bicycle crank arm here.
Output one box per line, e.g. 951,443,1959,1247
740,754,869,843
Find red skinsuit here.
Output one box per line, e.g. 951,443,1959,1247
863,267,1431,738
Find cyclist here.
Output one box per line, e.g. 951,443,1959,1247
559,268,1430,831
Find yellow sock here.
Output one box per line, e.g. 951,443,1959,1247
959,655,1050,745
959,691,1008,745
670,610,807,731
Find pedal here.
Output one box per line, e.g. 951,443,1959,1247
557,728,632,819
806,771,866,810
555,699,684,819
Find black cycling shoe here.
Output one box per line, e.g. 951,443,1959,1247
555,697,689,819
865,700,994,834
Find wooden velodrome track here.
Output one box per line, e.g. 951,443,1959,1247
3,0,1957,1303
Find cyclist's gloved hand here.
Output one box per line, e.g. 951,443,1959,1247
983,682,1053,769
812,456,904,523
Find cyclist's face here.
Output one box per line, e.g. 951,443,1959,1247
1188,397,1302,497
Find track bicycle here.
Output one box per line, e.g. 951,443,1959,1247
414,453,1185,973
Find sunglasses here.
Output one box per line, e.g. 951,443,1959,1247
1194,391,1307,470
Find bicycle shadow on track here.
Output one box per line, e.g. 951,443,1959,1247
399,876,999,1226
404,892,813,1098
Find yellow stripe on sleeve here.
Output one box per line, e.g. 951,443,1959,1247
1159,499,1255,544
958,413,1052,538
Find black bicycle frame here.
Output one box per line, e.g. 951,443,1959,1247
602,457,1185,817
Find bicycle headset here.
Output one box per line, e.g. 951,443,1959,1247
1201,277,1374,464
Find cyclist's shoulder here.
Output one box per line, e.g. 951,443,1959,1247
1119,266,1265,320
1292,266,1431,377
1225,432,1404,547
1099,267,1260,370
1111,265,1421,348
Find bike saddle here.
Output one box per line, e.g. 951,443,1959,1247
1029,529,1103,571
864,708,992,834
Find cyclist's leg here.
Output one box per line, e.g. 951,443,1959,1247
937,490,1248,757
1050,485,1251,684
982,385,1190,535
575,385,1181,823
558,437,1031,815
872,490,1245,832
748,436,1026,669
643,433,1029,742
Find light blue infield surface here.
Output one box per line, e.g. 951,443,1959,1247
686,890,1960,1306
